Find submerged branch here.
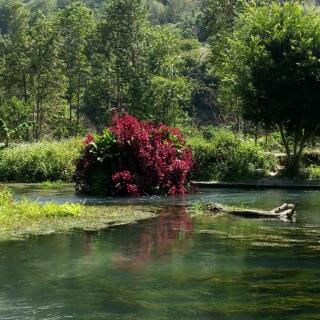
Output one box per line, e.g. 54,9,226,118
196,203,296,220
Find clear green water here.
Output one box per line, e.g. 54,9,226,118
1,186,320,319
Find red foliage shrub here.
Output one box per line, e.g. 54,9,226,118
83,132,94,145
74,113,193,196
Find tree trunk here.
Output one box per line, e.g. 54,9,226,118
32,100,36,140
203,203,296,220
38,98,43,140
22,74,28,103
68,77,73,137
76,73,80,135
278,123,304,176
36,99,40,140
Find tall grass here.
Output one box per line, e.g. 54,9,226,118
0,139,82,182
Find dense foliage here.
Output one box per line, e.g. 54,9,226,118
189,128,275,181
75,113,193,196
0,0,216,143
217,2,320,173
305,165,320,181
1,0,320,181
0,139,81,182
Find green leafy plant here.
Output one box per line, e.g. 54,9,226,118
189,128,275,181
305,165,320,181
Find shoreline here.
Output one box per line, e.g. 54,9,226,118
192,178,320,190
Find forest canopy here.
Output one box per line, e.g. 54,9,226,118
0,0,217,142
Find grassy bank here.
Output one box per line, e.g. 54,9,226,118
0,132,276,184
0,131,318,185
0,139,82,183
0,189,157,241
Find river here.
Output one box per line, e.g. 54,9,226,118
0,185,319,319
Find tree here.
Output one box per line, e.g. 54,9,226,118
82,51,115,127
0,97,31,145
178,38,218,125
202,0,274,39
27,0,57,15
218,2,320,173
147,76,191,125
57,2,95,135
88,12,189,126
29,10,65,140
98,0,147,112
0,0,30,102
148,0,166,24
202,0,243,38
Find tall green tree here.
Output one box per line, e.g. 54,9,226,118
202,0,275,39
147,75,191,125
0,0,30,102
98,0,147,112
29,10,65,140
202,0,243,38
140,25,193,124
57,1,95,135
218,2,320,173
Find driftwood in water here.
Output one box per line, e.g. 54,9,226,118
205,203,296,220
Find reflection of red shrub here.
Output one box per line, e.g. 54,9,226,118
75,113,193,196
112,206,193,270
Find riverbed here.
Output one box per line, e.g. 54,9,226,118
0,185,320,319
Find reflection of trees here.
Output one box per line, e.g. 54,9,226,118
112,206,193,270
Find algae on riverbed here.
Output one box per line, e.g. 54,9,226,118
0,189,158,240
0,204,158,241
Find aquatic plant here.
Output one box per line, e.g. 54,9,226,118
0,188,159,240
74,113,193,196
0,188,82,226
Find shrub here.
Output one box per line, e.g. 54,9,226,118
304,165,320,181
189,128,275,181
74,113,193,196
257,132,284,153
0,139,81,182
302,151,320,167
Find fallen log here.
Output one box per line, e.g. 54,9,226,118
204,203,296,220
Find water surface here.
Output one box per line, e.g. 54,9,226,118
0,185,320,319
